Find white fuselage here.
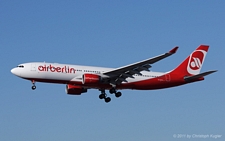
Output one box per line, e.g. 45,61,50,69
11,62,165,87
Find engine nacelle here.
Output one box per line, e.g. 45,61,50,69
65,84,87,95
82,73,101,84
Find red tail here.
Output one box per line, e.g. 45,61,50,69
171,45,209,76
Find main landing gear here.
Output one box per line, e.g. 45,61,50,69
31,80,36,90
99,88,122,103
109,88,122,98
99,90,111,103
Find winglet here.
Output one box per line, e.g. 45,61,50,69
169,46,179,54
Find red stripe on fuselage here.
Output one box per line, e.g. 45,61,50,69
22,72,203,90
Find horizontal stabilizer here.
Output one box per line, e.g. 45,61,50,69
184,70,217,82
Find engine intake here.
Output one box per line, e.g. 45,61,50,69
65,84,87,95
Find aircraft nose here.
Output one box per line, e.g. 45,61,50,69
11,68,15,74
11,68,19,76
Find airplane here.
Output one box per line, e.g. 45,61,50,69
11,45,217,103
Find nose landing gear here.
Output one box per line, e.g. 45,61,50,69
32,85,36,90
31,80,36,90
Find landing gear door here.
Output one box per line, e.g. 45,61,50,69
31,64,36,71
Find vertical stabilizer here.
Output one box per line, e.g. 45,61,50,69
171,45,209,75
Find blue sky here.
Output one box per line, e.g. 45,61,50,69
1,1,224,140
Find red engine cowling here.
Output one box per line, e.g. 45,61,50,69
82,73,101,84
65,84,87,95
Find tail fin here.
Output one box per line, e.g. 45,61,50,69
171,45,209,75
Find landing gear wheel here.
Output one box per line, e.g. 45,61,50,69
32,85,36,90
99,89,111,103
104,97,111,103
115,92,122,98
99,94,105,99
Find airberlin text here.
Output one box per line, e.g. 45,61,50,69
38,64,76,74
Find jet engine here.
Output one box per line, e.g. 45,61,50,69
82,73,101,84
65,84,87,95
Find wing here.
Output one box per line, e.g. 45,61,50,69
103,47,179,85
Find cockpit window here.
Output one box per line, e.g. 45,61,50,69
17,65,24,68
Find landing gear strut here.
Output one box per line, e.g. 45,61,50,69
99,89,111,103
31,80,36,90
